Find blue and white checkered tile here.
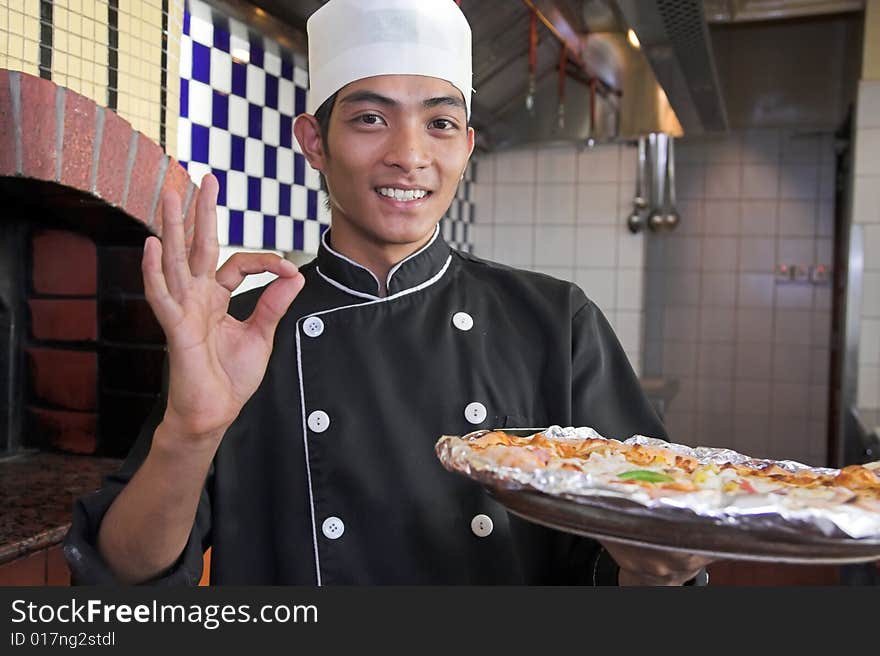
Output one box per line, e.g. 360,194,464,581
178,0,330,254
441,160,476,253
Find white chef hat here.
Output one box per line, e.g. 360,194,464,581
305,0,473,118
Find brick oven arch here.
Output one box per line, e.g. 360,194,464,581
1,69,197,458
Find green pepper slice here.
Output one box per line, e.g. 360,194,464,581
617,470,675,483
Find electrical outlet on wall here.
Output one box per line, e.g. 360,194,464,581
810,265,831,284
775,263,793,283
792,265,810,283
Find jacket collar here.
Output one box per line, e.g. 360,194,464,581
316,225,451,299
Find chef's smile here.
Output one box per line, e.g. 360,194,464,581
373,186,433,207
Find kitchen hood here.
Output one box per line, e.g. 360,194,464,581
615,0,729,136
466,0,698,149
465,0,730,148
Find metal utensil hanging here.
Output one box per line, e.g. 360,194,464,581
557,47,566,130
525,10,537,115
647,133,667,232
627,136,649,233
663,137,681,231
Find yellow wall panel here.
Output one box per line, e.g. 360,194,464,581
865,0,880,81
165,0,184,160
3,0,40,76
7,34,24,63
2,0,179,150
8,8,24,34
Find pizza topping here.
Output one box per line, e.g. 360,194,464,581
835,465,880,490
739,479,758,494
617,470,675,483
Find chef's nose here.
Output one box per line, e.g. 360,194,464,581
383,122,430,172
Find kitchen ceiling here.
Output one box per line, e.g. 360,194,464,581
221,0,867,145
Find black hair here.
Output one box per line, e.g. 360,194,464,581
313,92,337,199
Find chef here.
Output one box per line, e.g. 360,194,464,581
64,0,711,586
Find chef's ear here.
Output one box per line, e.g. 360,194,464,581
293,114,327,173
461,126,476,180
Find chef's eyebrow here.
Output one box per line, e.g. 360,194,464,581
339,90,466,112
423,95,466,111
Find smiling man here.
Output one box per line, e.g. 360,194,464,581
65,0,710,586
296,73,474,293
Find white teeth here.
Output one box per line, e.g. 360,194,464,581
377,187,428,201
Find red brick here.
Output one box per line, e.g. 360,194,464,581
27,406,98,455
95,108,133,206
0,69,17,176
60,89,97,191
26,347,97,411
153,157,192,231
124,132,166,227
0,550,47,585
20,72,58,181
46,545,71,586
31,229,97,295
28,299,98,341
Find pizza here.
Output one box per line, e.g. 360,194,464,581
435,426,880,540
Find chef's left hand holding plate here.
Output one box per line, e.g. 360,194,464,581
600,542,713,586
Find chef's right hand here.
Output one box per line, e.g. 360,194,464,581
142,174,305,444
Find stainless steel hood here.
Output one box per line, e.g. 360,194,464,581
466,0,693,148
615,0,729,135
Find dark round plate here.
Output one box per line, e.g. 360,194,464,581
489,487,880,565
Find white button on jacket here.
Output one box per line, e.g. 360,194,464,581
303,316,325,338
452,311,474,331
322,517,344,540
471,514,493,538
308,410,330,433
464,402,487,425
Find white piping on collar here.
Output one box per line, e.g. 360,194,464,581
320,230,382,297
384,225,440,291
311,254,452,316
295,326,323,587
294,252,452,586
316,267,381,301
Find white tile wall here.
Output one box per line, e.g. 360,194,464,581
470,143,645,375
576,184,619,223
854,80,880,411
741,164,779,199
854,128,880,176
536,184,576,224
652,129,838,465
703,200,740,235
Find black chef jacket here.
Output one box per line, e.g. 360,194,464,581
64,228,667,585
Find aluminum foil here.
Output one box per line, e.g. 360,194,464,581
435,425,880,540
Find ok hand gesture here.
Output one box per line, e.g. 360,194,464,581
142,174,305,444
